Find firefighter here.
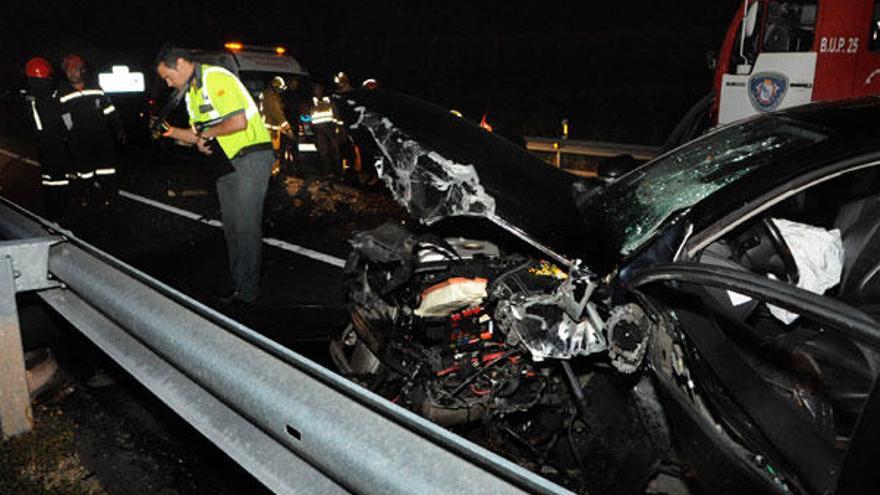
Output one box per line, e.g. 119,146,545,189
332,71,359,180
155,46,274,306
57,54,126,209
25,57,71,220
259,76,295,174
310,82,342,177
279,77,307,168
333,71,353,94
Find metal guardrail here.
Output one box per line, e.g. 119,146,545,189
525,136,662,162
0,198,571,494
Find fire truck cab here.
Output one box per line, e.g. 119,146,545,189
713,0,880,125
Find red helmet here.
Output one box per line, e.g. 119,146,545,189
61,54,85,71
25,57,53,79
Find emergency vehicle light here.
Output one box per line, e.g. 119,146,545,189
225,42,288,56
98,65,145,93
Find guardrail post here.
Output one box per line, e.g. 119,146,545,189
0,256,31,438
0,237,61,439
553,141,561,167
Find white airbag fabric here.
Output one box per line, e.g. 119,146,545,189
768,218,843,324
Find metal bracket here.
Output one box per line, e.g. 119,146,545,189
0,237,63,292
0,236,62,439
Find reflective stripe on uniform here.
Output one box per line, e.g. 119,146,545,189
103,105,116,115
30,100,43,131
59,89,105,103
311,110,335,124
95,168,116,175
197,70,221,120
77,171,95,179
41,179,69,186
41,174,69,186
310,96,336,124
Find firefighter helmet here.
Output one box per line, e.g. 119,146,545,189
361,78,378,90
61,54,86,72
333,71,349,86
25,57,53,79
271,76,286,91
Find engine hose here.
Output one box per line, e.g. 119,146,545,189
451,349,518,397
561,360,590,421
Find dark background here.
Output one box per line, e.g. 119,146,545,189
0,1,742,143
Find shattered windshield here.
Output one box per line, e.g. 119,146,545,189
578,117,826,256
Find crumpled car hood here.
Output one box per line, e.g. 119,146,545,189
335,89,599,267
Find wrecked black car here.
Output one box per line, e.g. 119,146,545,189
329,89,880,494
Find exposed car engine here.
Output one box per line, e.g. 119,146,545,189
331,222,661,492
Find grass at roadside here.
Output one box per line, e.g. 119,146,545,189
0,404,104,495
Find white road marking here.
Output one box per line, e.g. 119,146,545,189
0,146,346,269
262,237,346,268
118,190,346,268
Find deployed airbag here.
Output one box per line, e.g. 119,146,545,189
769,218,844,324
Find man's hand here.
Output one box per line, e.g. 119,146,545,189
195,136,213,155
149,117,170,140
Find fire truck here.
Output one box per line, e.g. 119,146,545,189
669,0,880,146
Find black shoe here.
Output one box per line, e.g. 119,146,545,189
217,291,241,306
227,299,254,311
217,291,255,310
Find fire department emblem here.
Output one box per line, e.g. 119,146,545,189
748,72,789,112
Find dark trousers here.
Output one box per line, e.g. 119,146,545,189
215,149,273,302
314,124,341,176
41,184,69,221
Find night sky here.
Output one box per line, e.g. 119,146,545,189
1,1,743,143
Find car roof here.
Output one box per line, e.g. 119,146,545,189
230,50,308,76
775,96,880,135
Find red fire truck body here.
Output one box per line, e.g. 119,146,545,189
712,0,880,125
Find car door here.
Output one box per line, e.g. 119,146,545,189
627,263,880,494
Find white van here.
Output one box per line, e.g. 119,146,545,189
195,43,310,99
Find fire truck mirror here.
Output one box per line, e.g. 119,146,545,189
705,50,718,71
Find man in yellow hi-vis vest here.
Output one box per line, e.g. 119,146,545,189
155,46,273,306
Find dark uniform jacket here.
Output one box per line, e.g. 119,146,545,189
27,78,71,185
57,81,122,176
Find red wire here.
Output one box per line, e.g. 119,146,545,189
470,385,492,396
